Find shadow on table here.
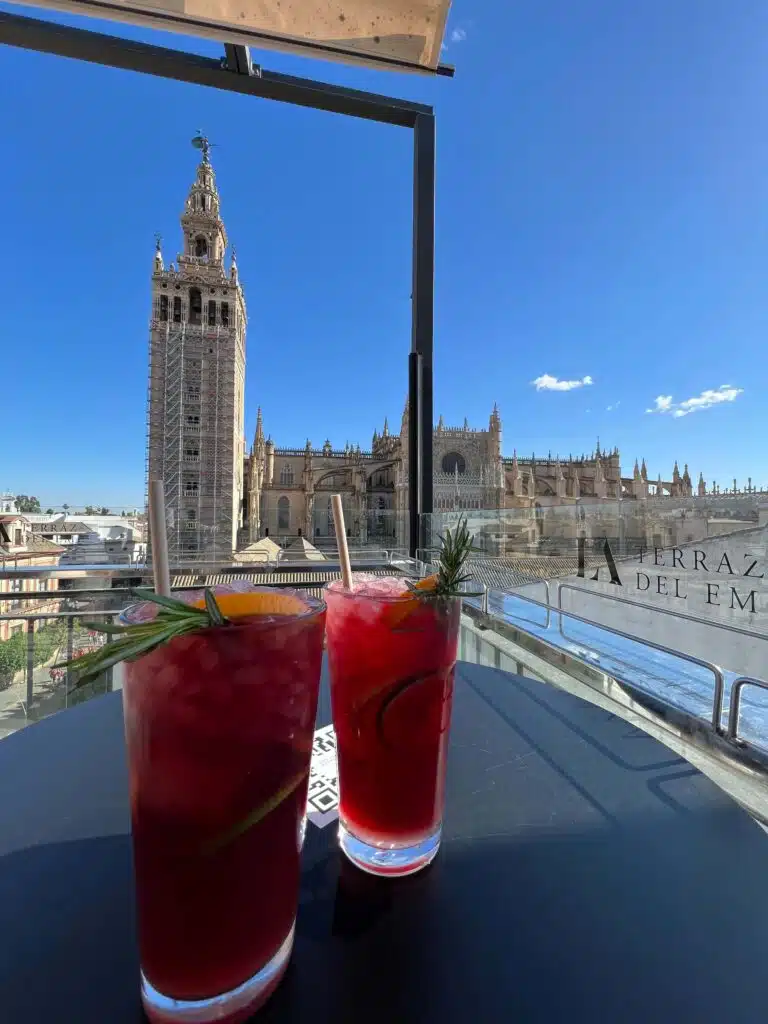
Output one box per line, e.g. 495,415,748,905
276,803,768,1024
0,835,142,1023
0,807,766,1024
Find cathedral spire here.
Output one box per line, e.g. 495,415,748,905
641,457,648,482
252,407,264,453
153,233,164,272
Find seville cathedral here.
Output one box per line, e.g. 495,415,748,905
147,142,712,559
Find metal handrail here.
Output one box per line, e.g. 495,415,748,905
726,677,768,743
0,609,118,710
487,587,726,734
557,582,768,641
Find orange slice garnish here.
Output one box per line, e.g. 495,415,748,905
192,591,308,619
384,574,439,629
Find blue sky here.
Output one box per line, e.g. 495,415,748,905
2,0,767,507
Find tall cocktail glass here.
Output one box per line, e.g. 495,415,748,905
325,575,460,876
121,588,325,1023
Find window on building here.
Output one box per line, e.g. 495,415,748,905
159,295,169,321
186,415,200,428
199,194,207,212
189,288,202,325
186,385,201,401
277,496,290,531
184,447,200,461
279,463,294,486
441,452,466,475
173,296,182,323
195,236,208,258
184,481,199,496
186,509,197,521
14,529,22,546
207,300,216,325
221,302,230,327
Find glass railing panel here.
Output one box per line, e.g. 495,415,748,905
426,498,768,703
485,589,728,733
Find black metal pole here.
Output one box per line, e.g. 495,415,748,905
410,113,436,556
408,351,422,558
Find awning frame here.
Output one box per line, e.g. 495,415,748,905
0,10,438,557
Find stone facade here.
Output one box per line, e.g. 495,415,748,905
243,404,700,547
147,140,246,561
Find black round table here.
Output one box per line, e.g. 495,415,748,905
1,662,767,1023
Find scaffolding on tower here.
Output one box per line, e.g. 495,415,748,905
146,311,242,566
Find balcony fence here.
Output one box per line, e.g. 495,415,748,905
2,497,768,820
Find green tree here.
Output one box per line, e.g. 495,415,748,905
45,508,54,515
0,631,25,686
99,507,111,515
15,495,41,513
85,505,97,515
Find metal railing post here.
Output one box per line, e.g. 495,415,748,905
496,587,727,734
25,618,34,709
65,615,75,705
726,677,768,743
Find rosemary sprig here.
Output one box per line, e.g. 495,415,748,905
201,769,309,856
58,588,228,688
433,516,478,597
403,515,481,601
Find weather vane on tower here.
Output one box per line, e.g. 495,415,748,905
191,132,213,162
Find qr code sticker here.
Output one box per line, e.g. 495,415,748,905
306,725,339,828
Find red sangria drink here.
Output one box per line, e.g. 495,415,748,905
325,575,460,876
119,588,325,1023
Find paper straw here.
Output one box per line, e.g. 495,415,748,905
148,479,172,597
331,494,354,591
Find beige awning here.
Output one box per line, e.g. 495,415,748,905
20,0,453,73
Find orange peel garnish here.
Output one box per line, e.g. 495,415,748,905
383,574,439,628
192,591,308,619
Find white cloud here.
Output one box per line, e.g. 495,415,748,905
532,374,593,392
646,395,673,414
646,385,743,418
450,28,467,42
606,401,621,412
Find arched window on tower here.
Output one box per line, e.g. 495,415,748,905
280,463,294,486
199,194,207,212
207,300,216,326
277,496,290,532
189,288,202,325
194,236,208,259
221,302,230,327
159,295,169,322
173,296,182,323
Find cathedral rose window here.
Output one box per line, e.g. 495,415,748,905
441,452,466,475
